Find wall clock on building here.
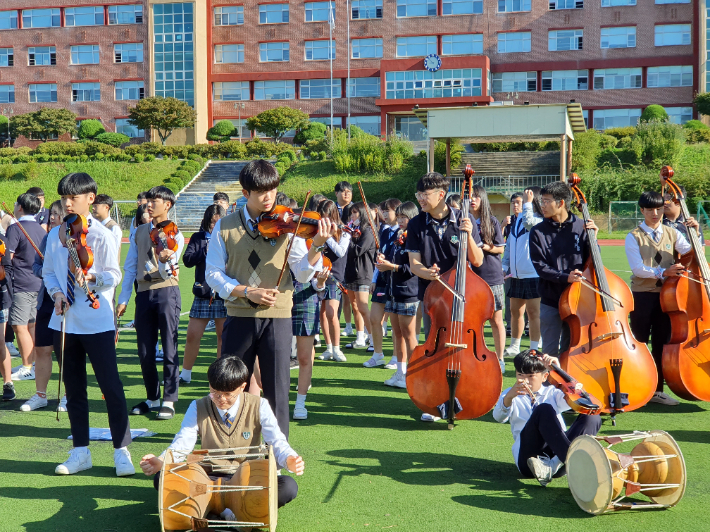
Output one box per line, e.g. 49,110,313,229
423,54,441,72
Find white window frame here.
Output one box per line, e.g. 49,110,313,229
72,82,101,102
442,0,484,15
215,44,244,64
600,27,636,49
29,83,57,103
300,79,341,99
396,36,437,57
71,45,100,65
347,77,381,97
656,0,690,3
22,8,60,29
385,68,483,99
593,108,641,130
116,118,144,138
0,48,13,67
549,29,583,51
213,81,250,101
0,85,15,104
65,6,104,27
601,0,636,5
305,40,336,61
259,42,290,62
541,70,588,91
306,2,336,22
254,80,296,101
108,5,143,25
497,32,531,53
115,81,145,100
214,6,244,26
29,46,56,67
442,34,483,55
497,0,531,12
351,0,383,19
0,11,18,30
396,0,437,18
647,65,693,88
549,0,583,9
491,71,537,92
114,43,143,64
593,68,642,90
352,38,383,59
259,4,290,24
655,24,691,47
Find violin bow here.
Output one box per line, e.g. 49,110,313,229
356,182,380,250
56,302,67,421
275,189,312,289
1,202,44,260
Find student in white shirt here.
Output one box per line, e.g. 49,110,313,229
493,349,601,487
92,194,123,255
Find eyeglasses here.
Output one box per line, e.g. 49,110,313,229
540,198,558,206
415,191,442,201
209,390,240,401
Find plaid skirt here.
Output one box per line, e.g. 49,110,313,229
507,277,540,300
490,283,505,312
189,297,228,319
322,279,342,301
385,299,419,317
371,285,388,304
292,284,321,337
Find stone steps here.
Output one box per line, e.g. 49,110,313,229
456,151,561,177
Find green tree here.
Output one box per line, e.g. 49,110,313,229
95,132,130,147
246,107,309,143
12,108,77,141
0,115,8,141
127,96,197,145
293,121,326,145
206,120,236,142
77,119,105,139
693,92,710,117
640,104,669,123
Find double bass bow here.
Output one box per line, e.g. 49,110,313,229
559,174,657,425
659,166,710,402
406,165,502,429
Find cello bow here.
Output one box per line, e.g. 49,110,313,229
356,181,380,250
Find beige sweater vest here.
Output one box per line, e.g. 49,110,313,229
134,223,180,292
629,225,677,293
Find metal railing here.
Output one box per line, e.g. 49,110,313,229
448,175,560,197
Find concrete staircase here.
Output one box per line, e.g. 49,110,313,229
457,151,561,177
174,161,247,232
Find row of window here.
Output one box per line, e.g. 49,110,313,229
0,5,142,30
593,107,692,129
213,78,380,101
0,44,143,68
215,115,383,139
0,82,144,104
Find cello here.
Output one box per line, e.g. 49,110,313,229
659,166,710,401
559,174,657,424
406,165,502,429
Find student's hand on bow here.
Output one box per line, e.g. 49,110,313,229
421,263,440,281
585,220,598,234
286,455,305,476
459,217,473,236
567,269,584,283
140,454,164,476
53,293,68,315
541,354,560,370
247,288,279,306
376,254,395,272
158,248,175,264
504,379,532,407
312,218,335,247
116,303,127,318
663,263,686,277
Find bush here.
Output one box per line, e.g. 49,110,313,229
111,152,132,162
210,140,248,159
641,105,669,123
294,122,327,145
686,128,710,144
172,170,190,182
206,120,236,142
133,153,145,163
145,154,156,162
180,160,201,175
94,152,105,161
434,139,464,174
274,162,288,176
33,142,86,157
245,138,276,158
604,127,637,140
77,119,105,139
163,181,181,194
571,130,604,172
599,134,618,150
598,147,640,167
95,132,130,148
278,149,297,164
682,120,708,131
632,120,685,168
318,151,327,161
187,153,204,164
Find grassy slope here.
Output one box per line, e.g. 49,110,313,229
0,246,708,532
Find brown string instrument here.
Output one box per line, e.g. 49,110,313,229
0,239,6,281
59,214,100,309
150,220,180,277
258,205,361,240
406,165,502,429
559,174,657,425
659,165,710,402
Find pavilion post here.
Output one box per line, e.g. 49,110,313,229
567,138,573,177
559,134,567,181
445,138,451,177
429,138,435,172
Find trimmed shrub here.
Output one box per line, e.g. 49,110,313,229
293,122,327,145
686,128,710,144
211,140,248,159
641,105,669,123
133,153,145,163
683,120,708,130
172,170,190,182
95,132,130,148
77,119,106,139
187,153,204,164
318,151,327,161
145,154,156,162
112,152,132,162
34,142,86,156
604,127,637,140
164,181,181,194
207,120,236,142
94,152,105,160
0,147,31,157
599,135,618,150
180,160,201,175
632,120,685,167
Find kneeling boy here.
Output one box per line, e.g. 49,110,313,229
493,349,601,486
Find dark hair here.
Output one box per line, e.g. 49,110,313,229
239,159,280,193
316,199,341,240
513,349,548,375
201,204,226,233
334,181,353,193
417,172,449,193
93,194,114,209
135,204,150,226
369,202,382,228
16,193,41,215
350,201,372,229
147,186,176,208
525,186,543,217
49,200,65,223
57,172,97,196
446,194,461,210
639,190,664,209
472,185,495,246
137,191,147,201
207,356,250,392
289,198,298,209
510,192,523,202
275,191,291,207
213,192,230,204
540,182,573,211
26,186,45,197
307,193,327,211
396,201,419,221
380,198,402,214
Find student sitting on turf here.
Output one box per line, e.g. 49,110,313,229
493,349,601,487
139,356,303,510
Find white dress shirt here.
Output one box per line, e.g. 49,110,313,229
43,215,122,335
492,385,570,469
326,231,351,258
117,221,185,306
101,217,123,255
624,222,691,280
163,395,298,470
205,206,321,300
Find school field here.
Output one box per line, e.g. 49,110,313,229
0,245,708,532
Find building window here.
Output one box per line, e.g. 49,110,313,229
0,85,14,104
109,5,143,25
386,68,482,99
72,82,100,102
152,3,195,107
647,65,693,88
593,108,641,130
397,0,437,17
497,32,531,53
443,0,484,15
214,6,244,25
396,36,437,57
441,34,483,55
601,0,635,5
259,42,290,62
666,107,693,124
549,0,583,9
29,83,57,103
22,9,60,29
655,24,691,47
0,11,18,30
593,68,642,89
300,79,341,99
352,38,383,59
600,26,636,49
29,47,56,67
309,117,341,131
260,4,289,24
0,48,13,67
498,0,531,12
394,116,427,141
213,81,250,101
215,44,244,64
542,70,588,90
352,0,383,19
115,81,145,100
71,45,100,65
491,71,537,92
114,43,143,63
306,2,335,22
254,80,295,100
347,77,381,97
305,40,335,60
116,118,144,138
656,0,690,3
216,119,250,139
65,6,104,27
347,116,381,136
549,30,583,51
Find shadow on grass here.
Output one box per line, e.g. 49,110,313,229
667,430,710,445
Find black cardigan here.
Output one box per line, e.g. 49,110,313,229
183,229,220,300
344,226,377,285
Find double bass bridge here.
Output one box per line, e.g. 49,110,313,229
444,343,468,349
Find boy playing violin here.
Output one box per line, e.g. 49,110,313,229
493,349,601,486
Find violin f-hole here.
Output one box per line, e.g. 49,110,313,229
425,327,446,357
467,328,486,361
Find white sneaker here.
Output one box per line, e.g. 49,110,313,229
504,346,520,358
20,393,48,411
650,392,680,406
421,413,441,422
11,366,35,381
384,356,397,369
346,340,368,349
318,348,333,361
156,349,164,362
124,320,135,329
293,404,308,420
12,363,32,374
332,349,347,362
57,395,67,412
384,371,407,389
340,329,348,337
55,448,92,475
114,448,136,477
527,455,562,487
363,354,385,367
205,320,216,331
6,342,19,357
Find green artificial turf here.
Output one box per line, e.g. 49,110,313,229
1,246,708,532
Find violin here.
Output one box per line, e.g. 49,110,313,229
59,214,100,309
659,166,710,402
559,174,657,424
150,220,180,278
396,230,407,246
257,205,360,240
406,165,502,429
0,239,5,281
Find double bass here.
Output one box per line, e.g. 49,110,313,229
659,166,710,402
406,165,502,429
559,174,657,424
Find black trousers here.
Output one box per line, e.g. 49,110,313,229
135,285,181,402
517,403,601,477
221,316,291,439
629,291,670,392
53,329,132,449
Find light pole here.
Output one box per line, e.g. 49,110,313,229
234,102,245,143
1,107,13,147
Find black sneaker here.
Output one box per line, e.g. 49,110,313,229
2,382,16,401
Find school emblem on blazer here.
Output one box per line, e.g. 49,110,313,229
242,431,251,439
450,235,459,245
666,243,671,250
